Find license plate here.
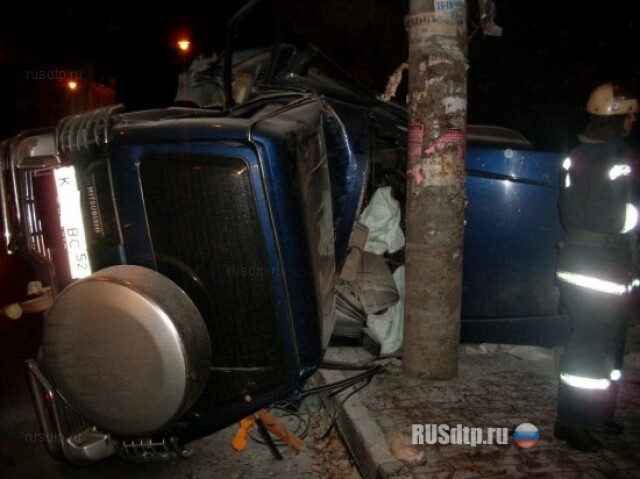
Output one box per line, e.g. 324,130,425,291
54,166,92,279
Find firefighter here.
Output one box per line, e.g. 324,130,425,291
553,81,639,452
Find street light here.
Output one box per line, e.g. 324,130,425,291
177,38,191,83
65,79,80,115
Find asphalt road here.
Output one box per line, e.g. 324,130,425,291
0,315,360,479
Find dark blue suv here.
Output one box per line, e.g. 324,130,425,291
0,37,568,466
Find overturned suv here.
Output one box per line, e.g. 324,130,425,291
1,39,570,463
0,42,411,464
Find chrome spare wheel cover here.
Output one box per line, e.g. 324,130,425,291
42,265,212,437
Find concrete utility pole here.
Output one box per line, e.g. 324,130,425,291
403,0,468,379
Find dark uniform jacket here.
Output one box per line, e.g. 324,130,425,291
557,138,639,285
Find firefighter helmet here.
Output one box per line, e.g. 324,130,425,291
586,82,639,115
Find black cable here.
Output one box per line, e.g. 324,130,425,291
299,364,384,399
246,363,385,450
300,364,384,439
319,374,375,439
319,359,380,371
248,399,312,447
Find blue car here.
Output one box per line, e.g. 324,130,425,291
0,35,568,465
460,127,567,345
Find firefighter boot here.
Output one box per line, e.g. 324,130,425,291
553,422,603,452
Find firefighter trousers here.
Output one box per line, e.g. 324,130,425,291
556,282,629,429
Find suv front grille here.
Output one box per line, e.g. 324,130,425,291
140,154,288,409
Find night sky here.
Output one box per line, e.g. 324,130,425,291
0,0,638,152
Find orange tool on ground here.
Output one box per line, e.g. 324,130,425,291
231,408,303,454
231,415,256,452
256,409,303,452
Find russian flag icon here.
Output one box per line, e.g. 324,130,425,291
514,423,540,449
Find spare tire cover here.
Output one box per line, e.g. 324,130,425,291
42,265,211,436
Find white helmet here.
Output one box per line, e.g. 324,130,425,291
586,82,638,115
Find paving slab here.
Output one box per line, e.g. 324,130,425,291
314,322,640,478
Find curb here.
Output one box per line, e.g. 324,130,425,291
312,366,413,479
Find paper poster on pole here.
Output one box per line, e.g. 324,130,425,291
405,1,464,51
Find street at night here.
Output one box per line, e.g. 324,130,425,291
1,1,640,478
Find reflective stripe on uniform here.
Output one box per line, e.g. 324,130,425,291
560,372,610,390
556,270,638,295
608,163,632,180
562,157,572,188
620,203,638,233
